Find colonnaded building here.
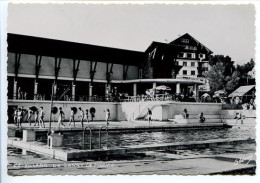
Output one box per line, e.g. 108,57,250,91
7,33,218,122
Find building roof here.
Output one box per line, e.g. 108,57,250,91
228,85,255,97
145,41,184,53
170,33,213,54
7,33,145,66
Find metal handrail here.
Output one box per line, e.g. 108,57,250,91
99,126,108,149
82,126,92,150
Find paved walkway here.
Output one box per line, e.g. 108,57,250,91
7,144,256,175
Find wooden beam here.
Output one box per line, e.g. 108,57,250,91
123,65,129,80
35,55,42,82
106,63,113,84
54,57,62,82
73,59,80,82
14,53,21,81
90,61,97,84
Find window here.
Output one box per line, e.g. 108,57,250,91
183,62,187,66
139,69,143,79
191,71,196,75
184,46,197,50
181,39,189,43
179,53,184,58
199,53,205,60
191,62,195,67
183,70,187,75
187,53,192,58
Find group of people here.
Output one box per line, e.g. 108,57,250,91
12,106,111,128
13,106,45,128
183,108,205,123
146,108,206,124
17,87,28,100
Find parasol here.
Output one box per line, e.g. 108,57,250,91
155,85,171,91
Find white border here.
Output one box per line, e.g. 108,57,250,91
1,1,260,183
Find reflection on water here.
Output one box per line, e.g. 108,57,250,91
36,127,255,150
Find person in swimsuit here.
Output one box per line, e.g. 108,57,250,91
78,107,85,128
58,107,65,127
105,109,111,126
69,107,75,126
39,106,45,128
27,107,33,126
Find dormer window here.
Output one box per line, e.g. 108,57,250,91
181,39,189,43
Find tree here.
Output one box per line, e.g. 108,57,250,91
205,62,226,93
236,58,255,85
225,71,241,92
206,60,240,94
209,55,235,76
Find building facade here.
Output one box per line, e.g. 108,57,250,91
7,33,212,103
169,33,213,93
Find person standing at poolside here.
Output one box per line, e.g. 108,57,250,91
39,106,45,128
13,107,18,126
85,109,89,123
16,108,23,128
183,108,189,119
105,109,111,126
147,108,152,124
19,106,25,126
199,113,205,123
27,107,33,126
58,107,65,127
69,107,75,126
34,109,39,126
78,107,85,128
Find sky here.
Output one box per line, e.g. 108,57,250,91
7,3,255,65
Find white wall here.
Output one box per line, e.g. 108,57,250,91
161,102,223,120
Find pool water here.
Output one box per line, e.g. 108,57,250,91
36,126,255,150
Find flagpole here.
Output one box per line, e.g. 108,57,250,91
49,81,55,133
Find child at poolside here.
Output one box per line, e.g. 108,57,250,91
147,108,152,124
58,107,65,127
34,109,39,126
27,107,33,126
85,109,89,123
105,109,111,126
199,113,205,123
78,107,85,128
69,107,75,126
183,108,189,119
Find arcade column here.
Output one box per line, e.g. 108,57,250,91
193,83,198,98
89,83,93,100
34,80,38,99
105,83,111,95
53,82,57,96
133,83,137,96
72,83,75,101
176,82,181,94
13,80,17,99
153,82,156,89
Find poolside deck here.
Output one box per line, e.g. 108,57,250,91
8,121,231,134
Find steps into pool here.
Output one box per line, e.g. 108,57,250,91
168,114,224,124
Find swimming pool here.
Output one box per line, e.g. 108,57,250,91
36,126,255,150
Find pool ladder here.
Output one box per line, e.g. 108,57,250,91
82,126,109,150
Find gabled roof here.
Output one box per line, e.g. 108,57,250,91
228,85,255,97
145,41,184,54
7,33,145,66
170,33,213,54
